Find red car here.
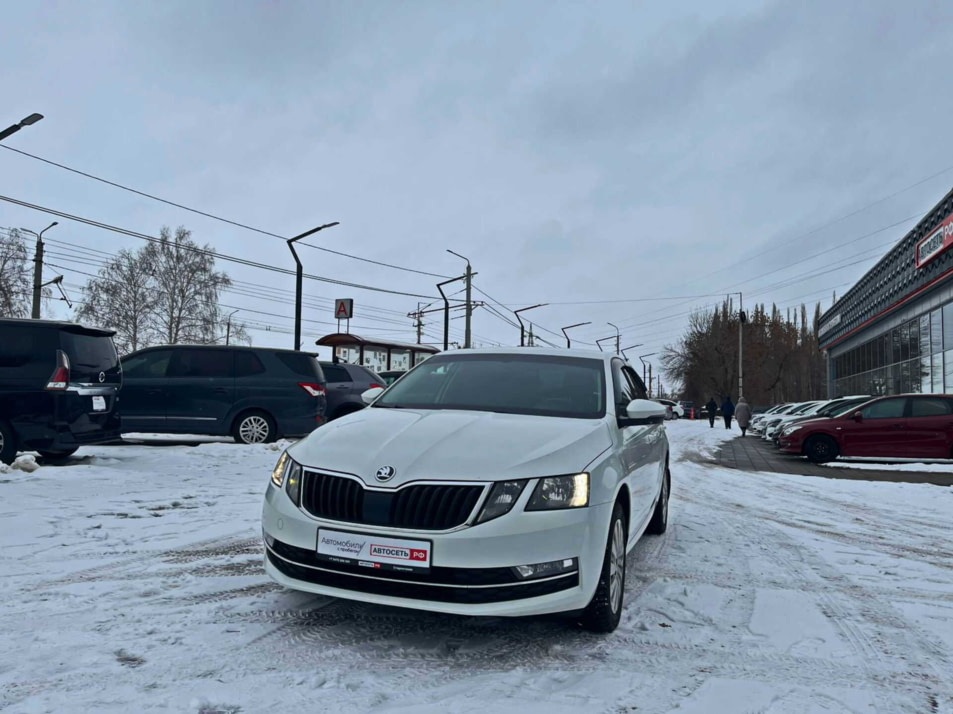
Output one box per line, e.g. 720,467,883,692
778,394,953,463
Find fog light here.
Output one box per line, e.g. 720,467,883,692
511,557,577,581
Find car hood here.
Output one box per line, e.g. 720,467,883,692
287,407,613,486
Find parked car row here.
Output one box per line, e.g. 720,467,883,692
0,319,386,464
750,393,953,463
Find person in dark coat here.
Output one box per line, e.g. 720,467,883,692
721,396,735,430
734,396,752,436
705,397,718,428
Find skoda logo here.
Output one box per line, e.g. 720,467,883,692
98,372,106,383
375,466,396,482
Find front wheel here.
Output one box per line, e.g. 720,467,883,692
580,502,627,633
805,435,839,464
233,411,277,444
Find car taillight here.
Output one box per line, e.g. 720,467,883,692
46,350,71,390
369,383,385,390
298,383,326,397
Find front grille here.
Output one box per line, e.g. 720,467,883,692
301,471,485,530
266,544,578,604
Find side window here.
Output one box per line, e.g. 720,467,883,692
611,360,635,409
910,397,952,417
122,350,172,378
0,330,38,368
623,367,648,400
323,365,352,383
235,351,266,377
860,398,907,420
167,349,233,378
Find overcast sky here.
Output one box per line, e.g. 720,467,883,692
2,0,952,371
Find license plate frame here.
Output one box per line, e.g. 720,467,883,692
92,396,106,412
316,528,432,572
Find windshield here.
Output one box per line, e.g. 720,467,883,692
373,353,606,419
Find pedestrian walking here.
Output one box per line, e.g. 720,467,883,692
706,397,718,428
734,396,752,436
721,395,735,430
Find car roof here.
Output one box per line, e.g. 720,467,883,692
0,317,116,337
435,347,623,364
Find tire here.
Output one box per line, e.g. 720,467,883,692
580,501,627,633
0,420,17,466
232,411,276,444
805,435,839,464
646,465,670,536
37,448,79,462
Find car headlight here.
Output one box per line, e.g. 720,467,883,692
476,480,527,523
271,451,290,487
270,451,303,506
782,425,803,436
526,473,589,511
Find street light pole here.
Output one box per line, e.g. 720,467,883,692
620,343,643,361
0,113,43,143
561,322,591,348
638,352,658,391
436,276,465,351
225,309,240,345
514,303,547,347
608,322,620,355
286,222,339,350
447,250,472,349
21,222,58,319
728,292,745,399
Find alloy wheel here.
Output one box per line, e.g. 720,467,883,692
239,416,270,444
609,518,626,614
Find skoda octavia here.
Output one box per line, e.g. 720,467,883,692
261,348,670,632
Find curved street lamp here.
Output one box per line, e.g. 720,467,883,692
0,113,44,142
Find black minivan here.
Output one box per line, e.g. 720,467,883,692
0,319,122,464
120,345,327,443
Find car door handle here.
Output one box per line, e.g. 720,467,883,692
147,388,163,396
891,424,905,429
213,388,230,395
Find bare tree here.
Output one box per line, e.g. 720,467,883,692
0,229,31,318
151,226,232,345
77,248,159,354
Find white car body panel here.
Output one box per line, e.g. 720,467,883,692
261,348,669,619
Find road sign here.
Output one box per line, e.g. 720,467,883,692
335,299,354,320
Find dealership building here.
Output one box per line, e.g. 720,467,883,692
818,187,953,397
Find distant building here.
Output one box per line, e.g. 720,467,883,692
818,187,953,397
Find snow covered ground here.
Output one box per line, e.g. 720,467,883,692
1,422,951,713
825,458,953,473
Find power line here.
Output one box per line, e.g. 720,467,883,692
0,194,438,299
0,143,452,280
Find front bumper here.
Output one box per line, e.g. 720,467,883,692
778,437,803,454
261,482,613,617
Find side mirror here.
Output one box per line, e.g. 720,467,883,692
622,399,668,425
361,386,385,405
852,411,863,423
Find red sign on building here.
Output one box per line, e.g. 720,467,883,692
915,214,953,268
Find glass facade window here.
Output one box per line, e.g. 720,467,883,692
832,312,952,397
932,309,943,354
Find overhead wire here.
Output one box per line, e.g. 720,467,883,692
0,143,452,279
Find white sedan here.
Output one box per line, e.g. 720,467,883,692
262,348,670,633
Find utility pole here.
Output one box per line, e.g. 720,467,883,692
415,302,424,344
286,222,339,351
447,250,472,348
23,222,58,319
638,352,657,391
528,324,535,347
